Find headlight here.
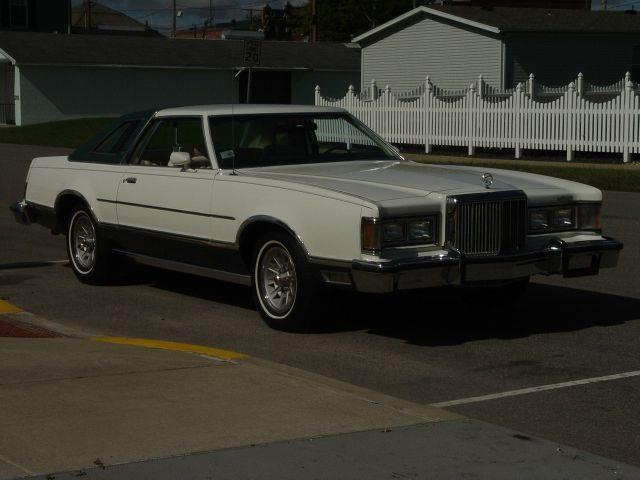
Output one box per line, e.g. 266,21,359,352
408,219,435,242
529,210,550,231
382,222,405,243
528,204,600,233
362,215,438,252
551,207,575,229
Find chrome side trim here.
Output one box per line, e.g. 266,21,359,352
97,198,235,220
106,223,238,250
112,249,251,286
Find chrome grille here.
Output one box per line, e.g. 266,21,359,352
448,192,527,256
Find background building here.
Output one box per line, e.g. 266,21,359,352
355,6,640,91
0,0,71,33
0,31,360,125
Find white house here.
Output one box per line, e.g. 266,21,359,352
0,32,361,125
354,6,640,92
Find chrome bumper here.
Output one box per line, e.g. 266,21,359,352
9,200,32,225
350,236,623,293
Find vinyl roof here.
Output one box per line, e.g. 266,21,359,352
157,104,347,116
0,31,360,71
354,6,640,43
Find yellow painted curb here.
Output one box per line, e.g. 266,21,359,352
91,336,246,361
0,300,23,314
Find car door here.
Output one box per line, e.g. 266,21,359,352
115,116,218,263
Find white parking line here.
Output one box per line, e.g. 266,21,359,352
431,370,640,408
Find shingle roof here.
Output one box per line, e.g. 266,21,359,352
354,6,640,44
432,6,640,33
0,31,360,71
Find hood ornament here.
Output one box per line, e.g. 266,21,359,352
481,172,494,189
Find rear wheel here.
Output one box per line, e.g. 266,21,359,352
252,232,319,331
66,206,113,284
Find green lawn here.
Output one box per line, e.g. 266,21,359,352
0,118,115,148
409,156,640,193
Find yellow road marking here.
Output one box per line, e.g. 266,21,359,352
0,300,23,314
91,336,246,361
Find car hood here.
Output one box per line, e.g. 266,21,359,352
239,160,559,202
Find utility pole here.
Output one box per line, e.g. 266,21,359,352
601,0,607,11
172,0,177,37
83,0,93,31
311,0,316,42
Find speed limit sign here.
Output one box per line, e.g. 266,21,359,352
243,40,262,67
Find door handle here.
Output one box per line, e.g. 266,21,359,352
123,177,137,184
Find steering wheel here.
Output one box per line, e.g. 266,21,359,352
322,145,351,155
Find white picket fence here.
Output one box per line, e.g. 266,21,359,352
315,73,640,162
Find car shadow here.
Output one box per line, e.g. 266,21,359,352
322,283,640,347
121,263,640,345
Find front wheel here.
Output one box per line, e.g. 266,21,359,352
252,232,319,331
66,206,113,285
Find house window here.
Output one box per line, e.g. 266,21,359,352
633,46,640,83
10,0,28,29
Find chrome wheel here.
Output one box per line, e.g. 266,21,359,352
258,242,298,316
70,212,96,273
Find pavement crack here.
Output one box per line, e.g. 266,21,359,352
0,364,224,387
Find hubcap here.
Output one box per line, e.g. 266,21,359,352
71,213,96,272
259,244,297,315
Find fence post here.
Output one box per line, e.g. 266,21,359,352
528,73,535,101
515,82,522,159
467,82,476,156
384,85,391,141
566,81,575,162
623,74,632,163
314,85,321,105
577,72,584,98
425,76,432,154
371,79,378,101
477,74,484,99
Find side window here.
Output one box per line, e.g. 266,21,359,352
92,121,138,155
131,118,210,169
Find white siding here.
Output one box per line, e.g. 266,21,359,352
506,34,639,87
361,14,503,91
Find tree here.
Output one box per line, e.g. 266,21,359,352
298,0,414,42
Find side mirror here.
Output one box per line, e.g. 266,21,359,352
169,151,191,167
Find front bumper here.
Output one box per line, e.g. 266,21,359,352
9,200,32,225
350,236,623,293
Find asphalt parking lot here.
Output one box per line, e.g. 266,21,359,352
1,144,639,467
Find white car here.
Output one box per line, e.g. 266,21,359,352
11,105,622,330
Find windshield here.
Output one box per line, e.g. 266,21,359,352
209,113,399,169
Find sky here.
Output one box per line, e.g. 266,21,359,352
72,0,640,35
72,0,306,34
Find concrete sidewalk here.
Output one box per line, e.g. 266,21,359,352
1,323,639,479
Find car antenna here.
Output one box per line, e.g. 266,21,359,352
230,66,245,176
